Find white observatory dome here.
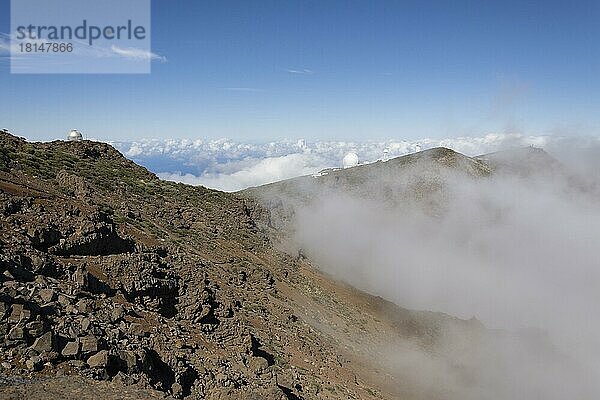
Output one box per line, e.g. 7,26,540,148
342,152,359,168
67,129,83,141
382,147,390,161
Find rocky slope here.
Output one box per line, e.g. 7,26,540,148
0,132,484,399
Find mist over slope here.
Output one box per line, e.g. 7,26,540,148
246,146,600,399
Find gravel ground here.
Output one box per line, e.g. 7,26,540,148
0,375,173,400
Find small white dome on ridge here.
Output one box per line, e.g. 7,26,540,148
342,152,359,168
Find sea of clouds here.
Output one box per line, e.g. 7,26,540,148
111,133,600,191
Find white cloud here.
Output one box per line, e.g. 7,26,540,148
158,153,322,192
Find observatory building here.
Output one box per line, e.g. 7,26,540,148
342,152,359,168
67,129,83,141
382,147,390,161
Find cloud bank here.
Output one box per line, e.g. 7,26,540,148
112,133,600,192
286,153,600,399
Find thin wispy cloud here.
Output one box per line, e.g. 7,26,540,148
286,68,314,75
0,33,167,64
0,32,54,66
110,45,167,62
0,33,14,58
1,32,79,53
222,87,266,92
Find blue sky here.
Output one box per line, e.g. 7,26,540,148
1,0,599,141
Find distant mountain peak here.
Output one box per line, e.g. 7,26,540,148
477,145,549,159
476,146,563,176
